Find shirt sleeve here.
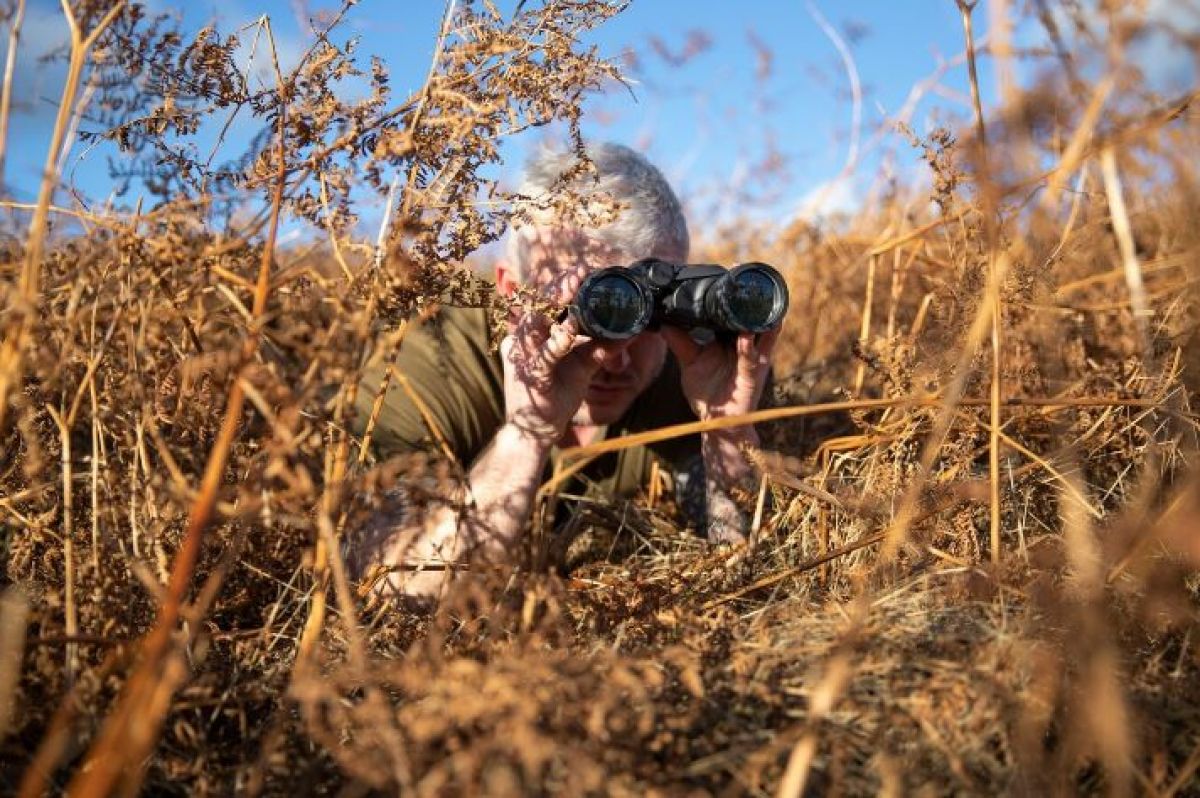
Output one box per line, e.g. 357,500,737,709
351,307,505,467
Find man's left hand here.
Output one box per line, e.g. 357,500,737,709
661,327,779,426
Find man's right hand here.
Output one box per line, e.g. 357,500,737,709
499,312,606,446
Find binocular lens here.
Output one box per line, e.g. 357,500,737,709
579,272,649,337
726,268,778,329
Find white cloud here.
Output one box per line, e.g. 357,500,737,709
792,176,859,222
1029,0,1200,93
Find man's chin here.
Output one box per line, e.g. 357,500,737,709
575,396,634,426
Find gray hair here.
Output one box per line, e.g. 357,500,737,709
507,142,689,278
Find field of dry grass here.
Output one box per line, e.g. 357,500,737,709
1,1,1198,795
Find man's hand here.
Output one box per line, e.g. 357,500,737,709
660,327,779,424
499,252,626,446
500,313,605,445
661,326,780,545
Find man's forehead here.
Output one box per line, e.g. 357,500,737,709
511,223,686,285
527,224,615,251
523,226,625,271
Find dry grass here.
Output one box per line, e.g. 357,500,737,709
1,1,1199,795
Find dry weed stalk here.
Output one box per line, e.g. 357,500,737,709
0,0,25,182
0,1,123,433
65,19,289,795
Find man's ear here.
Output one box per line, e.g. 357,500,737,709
495,260,519,297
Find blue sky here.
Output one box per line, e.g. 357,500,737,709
5,0,1198,238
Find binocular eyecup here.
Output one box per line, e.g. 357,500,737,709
568,258,789,341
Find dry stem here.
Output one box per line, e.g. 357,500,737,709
0,0,123,431
65,16,288,795
0,0,25,183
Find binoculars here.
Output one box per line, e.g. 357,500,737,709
567,258,789,340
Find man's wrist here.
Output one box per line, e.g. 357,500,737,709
698,421,762,545
702,424,760,478
702,423,760,448
495,419,559,461
459,420,557,556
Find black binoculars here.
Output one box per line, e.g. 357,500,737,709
567,258,789,340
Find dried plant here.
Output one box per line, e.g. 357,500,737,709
1,1,1198,795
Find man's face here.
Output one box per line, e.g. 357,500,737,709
503,225,673,427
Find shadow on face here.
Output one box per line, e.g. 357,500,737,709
522,226,626,302
500,225,682,427
576,330,668,426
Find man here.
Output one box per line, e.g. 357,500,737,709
350,143,779,600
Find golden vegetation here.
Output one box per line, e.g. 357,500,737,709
0,1,1198,794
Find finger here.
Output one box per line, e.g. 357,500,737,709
736,333,759,379
513,309,551,346
502,321,556,383
544,318,577,364
737,333,754,360
544,317,601,374
756,328,781,364
661,325,703,366
556,313,580,341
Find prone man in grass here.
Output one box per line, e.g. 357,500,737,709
350,142,781,600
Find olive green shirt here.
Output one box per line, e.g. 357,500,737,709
353,305,702,500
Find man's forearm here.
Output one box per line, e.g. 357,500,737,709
462,422,555,555
701,426,760,544
369,422,552,598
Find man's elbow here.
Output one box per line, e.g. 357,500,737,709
348,500,462,607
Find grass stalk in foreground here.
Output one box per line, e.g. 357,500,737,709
0,1,123,433
64,26,288,796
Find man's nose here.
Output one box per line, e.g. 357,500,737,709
595,341,632,373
